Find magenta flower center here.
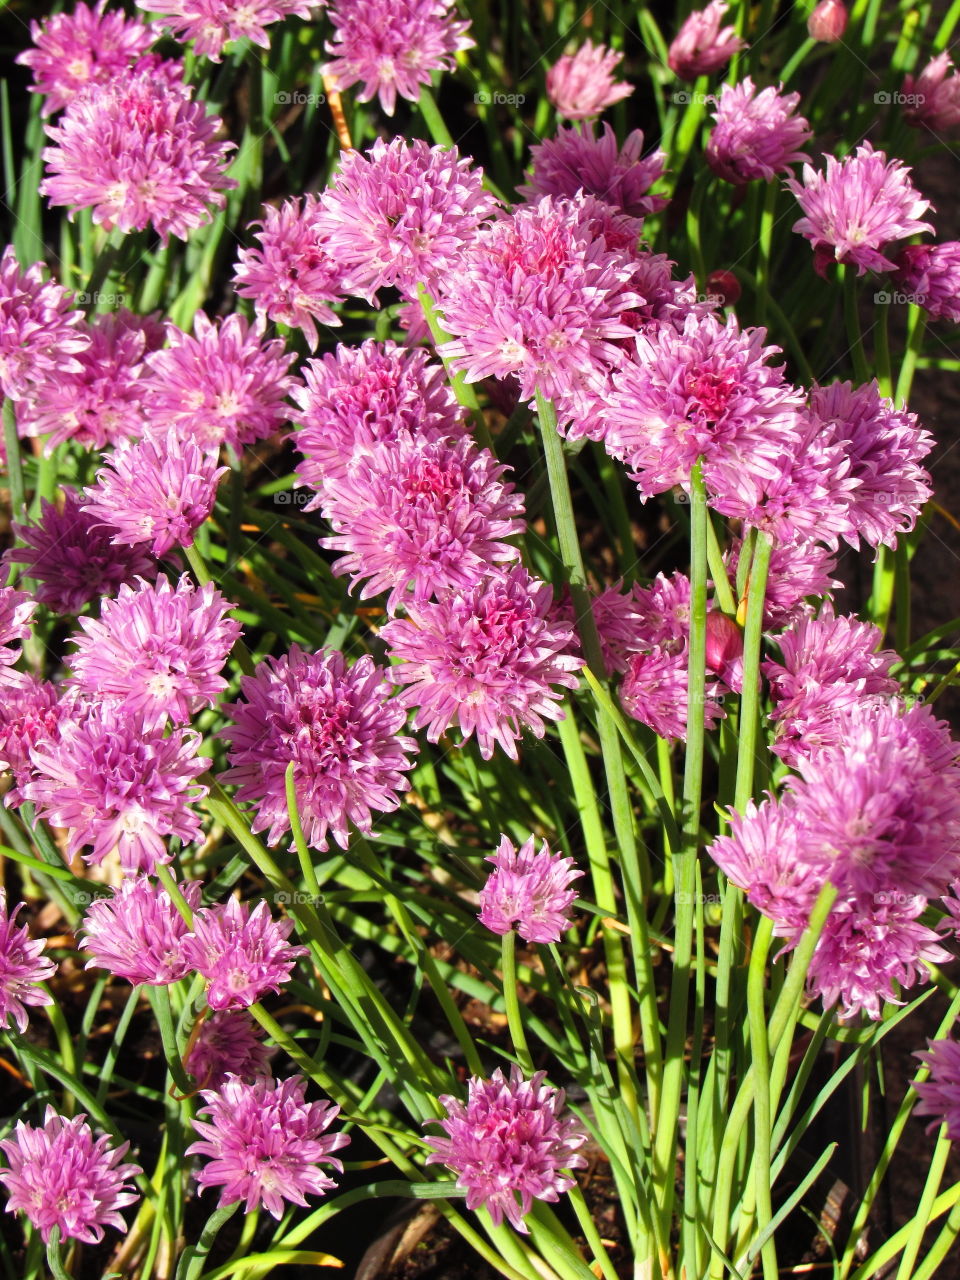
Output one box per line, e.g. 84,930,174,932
686,365,737,421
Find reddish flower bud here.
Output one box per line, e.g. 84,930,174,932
705,610,744,675
706,269,741,306
807,0,848,43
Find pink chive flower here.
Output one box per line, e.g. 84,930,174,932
807,0,848,42
478,834,583,944
621,646,727,742
69,575,241,732
668,1,745,81
903,53,960,133
185,1011,272,1090
40,58,236,245
894,242,960,324
805,896,949,1021
0,1108,141,1245
437,195,643,403
709,795,827,935
0,246,89,401
82,430,228,558
914,1039,960,1138
520,123,667,218
0,588,36,680
292,340,466,502
16,1,154,116
221,645,417,852
725,535,842,629
24,703,209,874
16,309,163,453
320,436,525,614
763,605,898,768
322,0,473,117
706,78,812,184
424,1066,588,1232
787,144,934,276
141,314,298,452
601,311,805,500
546,39,633,119
135,0,323,62
381,568,584,762
807,380,933,549
6,490,155,615
180,898,307,1011
0,675,65,808
315,138,499,304
233,196,344,349
80,877,202,985
0,889,56,1033
188,1074,348,1218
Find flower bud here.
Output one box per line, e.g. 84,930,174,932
706,269,741,306
705,610,744,675
807,0,848,43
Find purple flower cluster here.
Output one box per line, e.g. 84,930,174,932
136,0,323,62
479,835,583,944
546,40,633,120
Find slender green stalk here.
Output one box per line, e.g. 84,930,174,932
841,264,870,384
895,307,927,407
894,1127,951,1280
733,532,772,810
745,916,777,1280
755,182,777,328
416,284,493,450
501,929,533,1073
655,459,708,1241
179,1203,240,1280
2,399,24,544
417,84,455,148
45,1229,73,1280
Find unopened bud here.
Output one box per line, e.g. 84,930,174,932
807,0,848,43
706,269,741,306
705,610,743,675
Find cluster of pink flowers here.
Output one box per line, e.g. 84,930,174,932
546,40,633,119
136,0,324,62
479,835,583,944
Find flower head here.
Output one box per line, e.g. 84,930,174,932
621,645,726,741
437,195,643,403
69,575,240,730
315,138,498,303
6,490,155,615
0,1108,141,1244
424,1066,588,1232
914,1038,960,1138
0,246,89,401
0,588,36,679
764,605,898,767
903,53,960,133
180,897,307,1011
24,702,209,873
807,0,848,41
17,0,154,115
706,78,812,184
320,436,525,613
0,675,66,806
82,430,228,558
233,196,344,348
546,40,633,119
520,122,666,218
16,309,162,452
188,1074,348,1218
185,1011,272,1090
893,242,960,324
382,568,583,761
787,143,934,276
807,380,933,549
0,889,56,1033
80,877,202,985
292,340,465,501
668,0,745,81
135,0,323,62
221,645,417,852
479,835,583,943
41,58,236,244
601,311,805,500
322,0,473,116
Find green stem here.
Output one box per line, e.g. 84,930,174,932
746,916,777,1280
501,929,534,1074
416,84,455,148
755,182,777,329
841,264,869,384
895,307,926,407
706,511,736,615
46,1228,73,1280
733,532,772,811
178,1202,240,1280
417,285,493,451
3,399,24,538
